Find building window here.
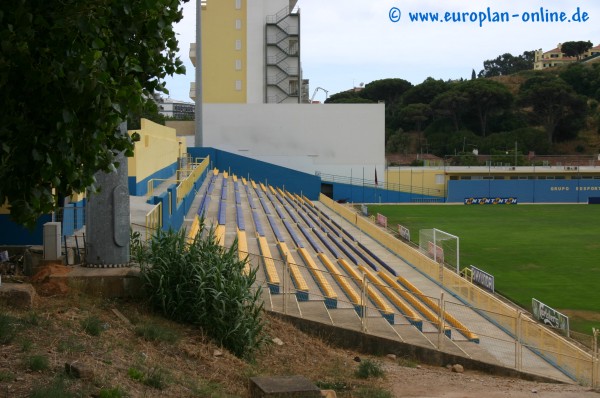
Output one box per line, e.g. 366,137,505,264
235,39,241,50
235,19,242,30
235,80,242,91
435,174,444,185
235,0,241,10
235,59,242,70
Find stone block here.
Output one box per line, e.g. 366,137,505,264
0,283,37,309
249,375,321,398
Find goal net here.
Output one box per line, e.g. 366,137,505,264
419,229,460,273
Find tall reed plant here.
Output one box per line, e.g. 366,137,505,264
133,225,265,360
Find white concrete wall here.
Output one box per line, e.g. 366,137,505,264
202,103,386,181
245,0,264,104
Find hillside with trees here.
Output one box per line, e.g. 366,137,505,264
325,51,600,162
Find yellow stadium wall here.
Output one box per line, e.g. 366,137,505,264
385,168,446,197
128,118,186,196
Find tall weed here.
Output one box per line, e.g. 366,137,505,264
135,225,265,360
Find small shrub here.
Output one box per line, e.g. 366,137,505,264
127,367,144,381
355,359,385,379
99,386,126,398
135,323,178,344
0,314,17,344
26,354,50,372
81,315,103,336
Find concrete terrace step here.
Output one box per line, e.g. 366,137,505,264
297,300,333,325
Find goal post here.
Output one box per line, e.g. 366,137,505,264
419,228,460,273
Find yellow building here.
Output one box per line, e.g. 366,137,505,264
190,0,304,104
534,43,600,70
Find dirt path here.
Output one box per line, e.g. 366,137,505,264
383,362,600,398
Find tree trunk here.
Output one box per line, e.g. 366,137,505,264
543,116,557,144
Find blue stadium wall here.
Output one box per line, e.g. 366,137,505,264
0,214,52,245
188,147,321,200
128,161,178,196
326,182,443,203
448,180,600,203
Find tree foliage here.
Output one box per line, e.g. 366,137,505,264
431,90,469,132
327,54,598,155
359,78,412,104
459,79,513,137
561,41,593,60
478,51,534,78
559,63,600,100
0,0,187,227
402,78,450,105
399,103,431,132
324,90,368,104
518,77,588,143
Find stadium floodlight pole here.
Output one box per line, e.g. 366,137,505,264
194,0,203,147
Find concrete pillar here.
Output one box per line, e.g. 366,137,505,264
86,123,130,267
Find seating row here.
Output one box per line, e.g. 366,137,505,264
209,176,479,343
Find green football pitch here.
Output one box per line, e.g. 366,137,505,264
366,204,600,335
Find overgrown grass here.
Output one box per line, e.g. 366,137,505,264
144,367,170,390
355,359,385,379
354,387,393,398
0,370,14,382
397,356,419,368
315,380,350,391
98,386,126,398
191,380,232,398
135,323,179,344
30,376,75,398
19,337,33,352
57,336,86,354
0,313,18,344
133,226,265,360
127,365,169,390
368,204,600,334
22,311,45,327
25,354,50,371
127,367,144,381
81,315,104,336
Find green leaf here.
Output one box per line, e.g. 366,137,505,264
92,38,105,49
62,109,73,123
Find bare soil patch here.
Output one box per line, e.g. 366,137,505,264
0,281,598,397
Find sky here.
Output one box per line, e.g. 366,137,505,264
163,0,600,103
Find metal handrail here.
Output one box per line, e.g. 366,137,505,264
318,173,444,197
